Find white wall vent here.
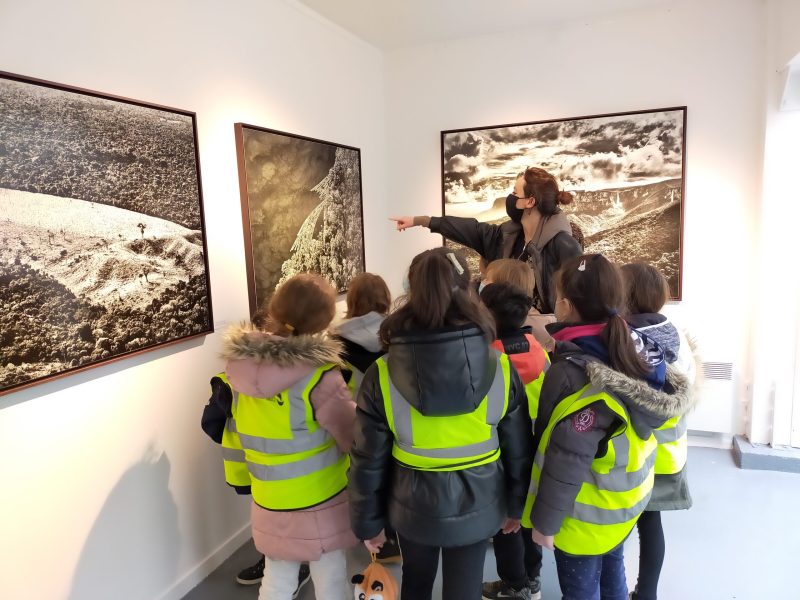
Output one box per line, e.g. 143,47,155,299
702,361,734,381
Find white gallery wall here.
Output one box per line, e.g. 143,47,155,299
382,0,766,436
0,1,386,599
0,0,797,599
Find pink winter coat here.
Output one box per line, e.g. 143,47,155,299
221,325,358,561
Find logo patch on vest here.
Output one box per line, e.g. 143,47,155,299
572,408,596,433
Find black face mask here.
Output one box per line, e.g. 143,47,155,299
506,194,525,223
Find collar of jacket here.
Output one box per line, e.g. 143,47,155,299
221,323,343,366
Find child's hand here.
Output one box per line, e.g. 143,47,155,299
501,518,521,534
532,527,555,550
389,216,415,231
364,529,387,553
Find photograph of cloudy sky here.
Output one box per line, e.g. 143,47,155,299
442,108,686,297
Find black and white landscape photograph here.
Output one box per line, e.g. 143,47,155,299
442,108,686,297
235,124,365,312
0,73,213,395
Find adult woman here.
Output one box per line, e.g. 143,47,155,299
349,248,533,600
391,167,582,313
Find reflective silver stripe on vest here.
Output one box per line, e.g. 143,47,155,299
222,447,246,462
351,368,365,394
247,444,342,481
571,485,653,525
234,369,333,455
387,356,506,460
653,415,688,444
586,447,656,493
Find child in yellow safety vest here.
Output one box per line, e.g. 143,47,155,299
621,263,699,600
201,273,357,600
523,254,693,600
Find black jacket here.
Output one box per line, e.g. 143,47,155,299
429,214,582,313
529,337,693,536
349,325,533,547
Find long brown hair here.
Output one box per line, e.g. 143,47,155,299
252,273,336,336
345,272,391,318
522,167,574,217
379,248,496,345
621,262,669,315
556,254,650,379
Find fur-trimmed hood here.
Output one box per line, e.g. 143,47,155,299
585,361,696,439
221,323,343,398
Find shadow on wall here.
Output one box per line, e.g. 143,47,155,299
68,447,180,600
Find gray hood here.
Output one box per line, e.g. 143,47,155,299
532,211,573,250
332,311,384,353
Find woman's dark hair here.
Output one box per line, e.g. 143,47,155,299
252,273,336,336
556,254,651,379
379,247,496,345
480,282,533,336
522,167,573,217
621,262,669,315
345,272,391,318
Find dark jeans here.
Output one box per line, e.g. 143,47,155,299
632,511,665,600
493,527,543,589
554,543,628,600
397,534,488,600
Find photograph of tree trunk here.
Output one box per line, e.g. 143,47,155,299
0,72,213,396
235,124,365,314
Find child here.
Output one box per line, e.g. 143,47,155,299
331,272,391,397
330,272,403,565
349,248,533,600
522,254,693,600
483,258,556,351
201,273,357,600
621,263,698,600
480,282,549,600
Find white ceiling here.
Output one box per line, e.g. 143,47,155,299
294,0,676,50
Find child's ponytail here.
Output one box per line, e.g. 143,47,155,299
557,254,651,379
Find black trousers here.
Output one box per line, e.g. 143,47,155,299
493,527,543,589
397,534,488,600
632,510,665,600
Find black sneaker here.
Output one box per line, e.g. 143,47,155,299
292,563,311,599
376,537,402,564
235,556,265,585
528,576,542,600
482,580,532,599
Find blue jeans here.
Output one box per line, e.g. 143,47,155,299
554,543,628,600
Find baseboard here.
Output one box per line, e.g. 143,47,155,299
732,434,800,474
687,430,733,449
156,523,252,600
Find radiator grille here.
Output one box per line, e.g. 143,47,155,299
702,362,733,381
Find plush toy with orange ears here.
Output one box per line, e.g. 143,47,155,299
351,558,399,600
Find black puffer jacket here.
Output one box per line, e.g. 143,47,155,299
428,214,582,313
349,325,533,547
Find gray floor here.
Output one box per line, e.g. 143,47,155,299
183,448,800,599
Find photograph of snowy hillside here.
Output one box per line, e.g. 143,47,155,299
235,124,365,312
441,108,686,298
0,72,213,396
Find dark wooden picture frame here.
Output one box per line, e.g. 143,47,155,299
0,71,214,397
441,107,687,299
234,124,365,315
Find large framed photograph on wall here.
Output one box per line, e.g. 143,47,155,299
441,107,686,298
234,124,365,315
0,71,213,397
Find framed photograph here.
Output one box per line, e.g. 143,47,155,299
0,71,213,397
441,107,686,298
234,124,365,314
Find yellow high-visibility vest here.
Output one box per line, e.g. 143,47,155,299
522,383,657,555
653,414,688,475
376,352,511,471
215,367,349,510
